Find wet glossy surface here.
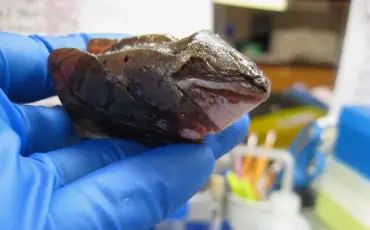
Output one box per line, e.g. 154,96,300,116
48,30,271,145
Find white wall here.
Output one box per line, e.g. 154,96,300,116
0,0,214,37
79,0,214,37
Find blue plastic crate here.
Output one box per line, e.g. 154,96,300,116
335,106,370,179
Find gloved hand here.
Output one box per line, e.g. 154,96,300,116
0,32,249,230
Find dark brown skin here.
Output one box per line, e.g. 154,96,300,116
48,30,271,145
87,34,176,55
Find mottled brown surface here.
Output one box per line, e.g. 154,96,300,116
48,30,271,145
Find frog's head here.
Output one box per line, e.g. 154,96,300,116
172,30,271,131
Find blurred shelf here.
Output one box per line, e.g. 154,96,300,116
258,64,336,92
213,0,288,12
214,0,348,13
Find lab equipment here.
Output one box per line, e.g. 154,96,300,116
315,106,370,229
288,116,336,189
315,157,370,230
227,146,310,230
335,106,370,178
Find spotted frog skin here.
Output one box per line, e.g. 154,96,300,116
48,30,271,145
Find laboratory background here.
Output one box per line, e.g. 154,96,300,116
1,0,369,229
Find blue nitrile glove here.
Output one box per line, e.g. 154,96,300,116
0,32,249,230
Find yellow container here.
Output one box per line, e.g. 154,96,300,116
249,106,326,148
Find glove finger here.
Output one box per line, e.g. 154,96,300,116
0,120,23,166
14,104,81,155
48,144,214,230
31,139,148,187
205,114,249,159
0,32,126,103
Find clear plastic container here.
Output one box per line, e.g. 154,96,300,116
227,146,311,230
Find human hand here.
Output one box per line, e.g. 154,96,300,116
0,32,249,230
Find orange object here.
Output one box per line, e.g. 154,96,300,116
265,161,283,192
241,133,258,179
250,130,276,198
242,156,254,178
87,38,118,54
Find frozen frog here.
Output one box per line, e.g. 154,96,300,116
48,30,271,145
